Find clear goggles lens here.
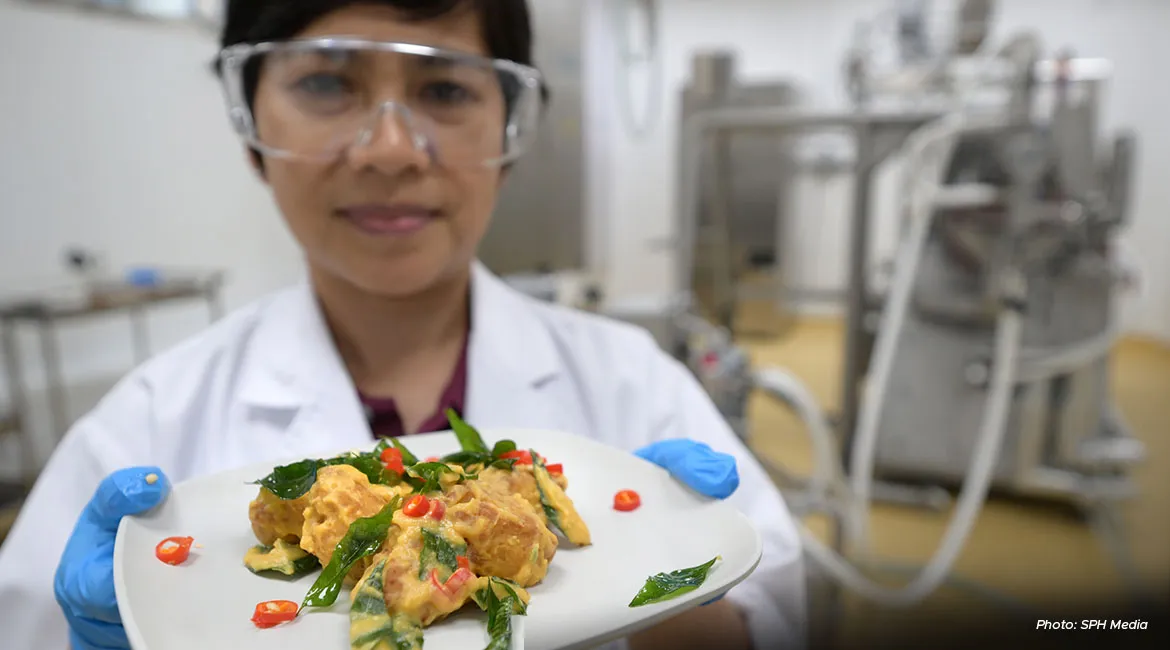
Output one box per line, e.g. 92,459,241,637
217,39,544,168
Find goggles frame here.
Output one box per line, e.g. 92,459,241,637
215,37,545,167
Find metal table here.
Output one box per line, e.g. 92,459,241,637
0,273,225,486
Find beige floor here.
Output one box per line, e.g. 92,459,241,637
738,316,1170,645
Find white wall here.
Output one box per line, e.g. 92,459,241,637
0,2,303,475
585,0,1170,339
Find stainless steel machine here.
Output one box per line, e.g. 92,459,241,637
657,2,1152,641
841,0,1147,509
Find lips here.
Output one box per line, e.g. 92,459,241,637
339,204,440,235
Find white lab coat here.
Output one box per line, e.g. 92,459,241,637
0,262,806,650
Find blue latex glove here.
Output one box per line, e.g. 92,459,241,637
54,467,170,650
634,439,739,606
634,439,740,500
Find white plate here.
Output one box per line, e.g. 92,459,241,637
114,428,762,650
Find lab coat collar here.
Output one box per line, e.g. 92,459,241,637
237,261,562,422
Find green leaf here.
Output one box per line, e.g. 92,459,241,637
324,454,397,487
349,558,424,650
440,450,492,466
491,439,517,457
252,451,400,500
405,462,461,494
251,459,321,500
391,439,419,467
243,541,321,577
489,458,518,471
628,556,721,608
529,451,564,532
302,497,402,610
418,528,466,581
445,408,489,454
473,578,527,650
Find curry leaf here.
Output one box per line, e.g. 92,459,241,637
302,497,402,610
349,558,424,650
418,528,466,581
446,408,489,454
253,452,399,501
491,439,517,457
441,450,492,466
324,454,397,487
529,452,564,532
474,578,527,650
251,459,321,500
627,556,721,607
406,462,460,494
392,439,419,467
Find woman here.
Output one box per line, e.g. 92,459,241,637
0,1,806,649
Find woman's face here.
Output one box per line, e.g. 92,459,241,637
250,3,505,298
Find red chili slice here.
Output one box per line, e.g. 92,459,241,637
380,447,405,474
251,600,298,629
430,566,476,600
499,450,533,465
428,499,447,521
457,555,470,570
403,494,430,518
154,536,194,565
545,463,564,475
613,490,641,512
444,567,474,593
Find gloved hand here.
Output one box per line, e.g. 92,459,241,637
634,439,740,607
635,439,740,500
54,467,170,650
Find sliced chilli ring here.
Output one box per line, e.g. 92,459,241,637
613,489,641,512
155,536,195,565
403,494,431,518
251,600,298,629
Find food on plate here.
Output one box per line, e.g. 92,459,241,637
244,539,320,577
613,489,642,512
241,410,591,648
154,536,194,565
628,556,721,607
252,600,299,628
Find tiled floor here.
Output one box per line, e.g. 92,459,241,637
738,317,1170,646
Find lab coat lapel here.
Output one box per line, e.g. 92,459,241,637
236,264,565,455
236,283,372,456
464,262,563,429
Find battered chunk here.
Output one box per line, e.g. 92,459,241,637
442,480,558,587
248,488,310,546
299,464,401,576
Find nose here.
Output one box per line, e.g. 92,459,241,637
345,102,434,174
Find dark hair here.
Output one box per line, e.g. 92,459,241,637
214,0,547,166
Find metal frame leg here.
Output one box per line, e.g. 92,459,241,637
38,317,70,447
1,321,37,487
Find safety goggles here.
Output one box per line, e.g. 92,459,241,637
216,38,545,169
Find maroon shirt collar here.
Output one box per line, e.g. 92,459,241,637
359,337,469,439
